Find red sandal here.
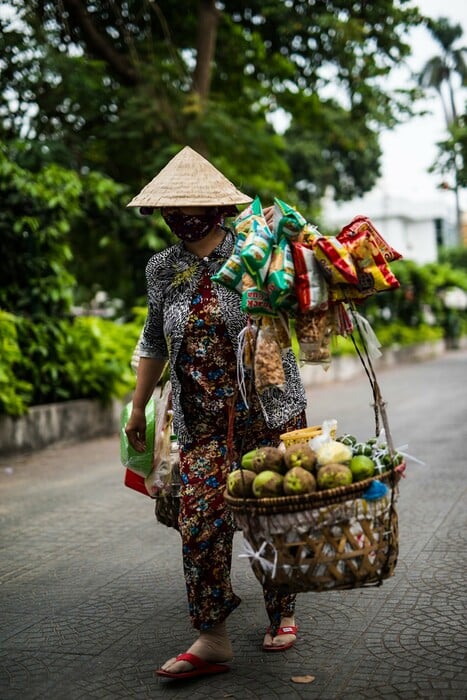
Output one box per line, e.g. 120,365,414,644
262,625,298,652
155,652,230,679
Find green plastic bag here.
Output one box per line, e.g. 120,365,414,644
120,399,156,477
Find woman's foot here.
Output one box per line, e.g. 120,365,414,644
262,616,297,651
158,621,233,675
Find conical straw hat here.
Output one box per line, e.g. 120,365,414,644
127,146,252,208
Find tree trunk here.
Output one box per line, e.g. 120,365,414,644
61,0,139,86
192,0,220,102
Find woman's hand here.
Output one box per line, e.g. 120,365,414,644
263,205,274,229
125,407,147,453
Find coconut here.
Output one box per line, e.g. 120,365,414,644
227,469,256,497
317,463,353,490
252,470,284,498
252,446,284,474
283,466,317,495
283,442,316,472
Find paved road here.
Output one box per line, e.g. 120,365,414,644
1,350,466,699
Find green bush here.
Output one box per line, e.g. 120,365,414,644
0,311,33,416
2,311,144,417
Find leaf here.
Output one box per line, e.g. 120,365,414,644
291,675,315,684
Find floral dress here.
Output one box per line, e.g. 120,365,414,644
176,271,306,631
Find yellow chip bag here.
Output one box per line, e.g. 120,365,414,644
313,236,359,285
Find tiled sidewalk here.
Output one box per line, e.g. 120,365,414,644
1,351,466,699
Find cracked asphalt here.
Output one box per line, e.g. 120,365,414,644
1,350,466,699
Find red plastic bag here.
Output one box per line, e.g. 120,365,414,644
124,468,151,497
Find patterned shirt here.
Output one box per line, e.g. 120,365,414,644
139,230,307,443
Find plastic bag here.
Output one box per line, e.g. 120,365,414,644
144,381,176,496
145,425,173,496
120,398,156,477
295,307,333,366
309,418,338,452
254,324,286,393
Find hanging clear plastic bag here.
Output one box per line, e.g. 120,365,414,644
144,382,179,497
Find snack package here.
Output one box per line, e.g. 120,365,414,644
212,218,250,293
338,216,402,262
331,226,400,302
300,222,321,246
144,426,172,497
233,201,257,235
295,306,333,366
313,235,359,285
211,253,244,293
241,271,274,316
273,197,307,239
240,197,275,285
266,236,296,310
254,323,286,393
120,398,156,477
290,241,328,313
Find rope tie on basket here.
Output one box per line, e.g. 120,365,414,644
238,539,278,579
347,302,399,585
237,324,252,409
233,317,271,557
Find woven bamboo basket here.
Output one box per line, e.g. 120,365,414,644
225,467,401,593
280,425,336,446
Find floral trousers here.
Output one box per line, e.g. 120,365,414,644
178,408,306,632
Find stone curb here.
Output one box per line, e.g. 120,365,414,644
0,340,448,457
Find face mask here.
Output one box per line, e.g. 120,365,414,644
161,208,223,242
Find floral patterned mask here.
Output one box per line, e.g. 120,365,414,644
161,208,224,242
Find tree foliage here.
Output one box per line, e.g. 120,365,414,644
2,1,422,202
1,1,425,305
418,16,467,217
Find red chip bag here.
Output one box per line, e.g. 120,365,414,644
313,236,359,285
331,225,400,302
338,216,402,262
290,241,328,313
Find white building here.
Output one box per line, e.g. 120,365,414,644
321,189,458,264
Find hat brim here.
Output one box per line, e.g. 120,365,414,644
127,146,253,208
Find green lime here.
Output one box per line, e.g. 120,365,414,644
350,455,376,481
